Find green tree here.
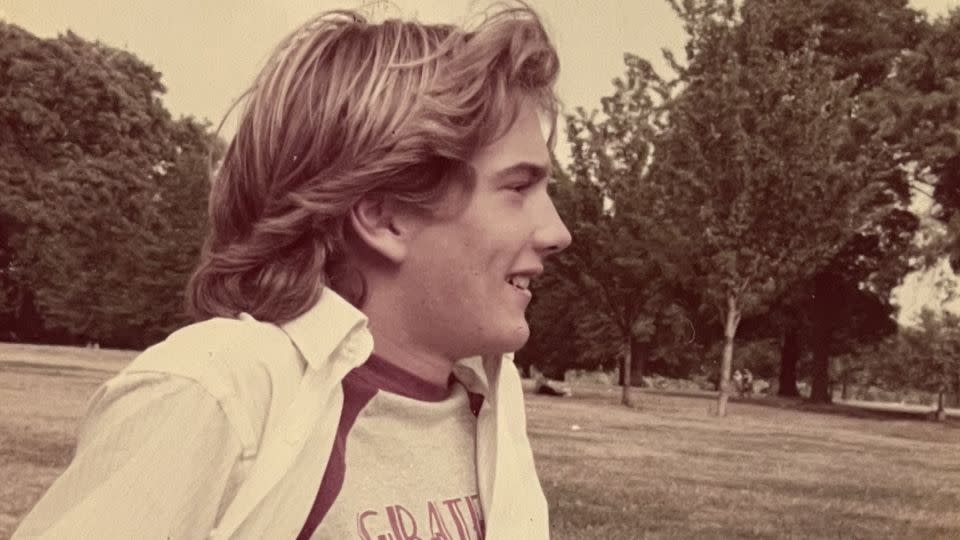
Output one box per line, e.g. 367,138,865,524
516,165,620,380
0,23,218,347
109,117,222,347
757,0,926,91
540,53,694,407
872,309,960,420
723,0,926,402
654,0,890,415
881,8,960,268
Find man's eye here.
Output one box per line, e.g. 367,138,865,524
509,181,535,193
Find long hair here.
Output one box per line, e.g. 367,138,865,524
185,5,560,323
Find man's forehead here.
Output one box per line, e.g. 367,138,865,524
473,102,552,176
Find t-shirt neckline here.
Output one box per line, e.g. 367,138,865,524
349,353,457,402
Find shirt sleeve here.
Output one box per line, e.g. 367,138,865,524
12,371,245,539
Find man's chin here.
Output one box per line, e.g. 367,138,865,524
470,333,528,359
502,322,531,352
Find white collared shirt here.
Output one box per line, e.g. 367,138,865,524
13,288,549,539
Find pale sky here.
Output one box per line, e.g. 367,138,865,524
1,0,958,325
2,0,954,130
0,0,691,139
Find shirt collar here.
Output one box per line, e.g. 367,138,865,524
278,286,370,371
276,286,497,396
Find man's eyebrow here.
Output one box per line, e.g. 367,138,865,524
492,162,553,182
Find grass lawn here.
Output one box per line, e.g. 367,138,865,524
2,342,959,539
531,384,960,539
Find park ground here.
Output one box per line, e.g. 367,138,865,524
1,343,959,539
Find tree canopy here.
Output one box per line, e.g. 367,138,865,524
519,0,953,414
0,23,220,348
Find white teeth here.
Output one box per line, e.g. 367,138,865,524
508,276,531,290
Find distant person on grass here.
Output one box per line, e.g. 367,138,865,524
14,5,570,539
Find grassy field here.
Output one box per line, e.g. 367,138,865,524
2,343,959,539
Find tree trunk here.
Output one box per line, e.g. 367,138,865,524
778,326,801,397
620,329,647,408
810,336,832,403
952,372,960,408
621,339,633,407
630,332,646,388
935,390,947,422
840,373,849,401
810,277,832,404
716,293,741,417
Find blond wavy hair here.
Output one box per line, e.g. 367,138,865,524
185,4,560,323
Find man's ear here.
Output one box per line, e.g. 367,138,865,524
348,196,412,265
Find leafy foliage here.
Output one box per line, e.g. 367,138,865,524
639,0,902,413
522,1,929,411
0,23,220,347
670,0,924,403
879,8,960,268
866,309,960,415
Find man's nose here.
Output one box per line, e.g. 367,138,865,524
534,196,572,256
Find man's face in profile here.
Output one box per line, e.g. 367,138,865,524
398,96,572,359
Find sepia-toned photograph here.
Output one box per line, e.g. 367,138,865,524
1,1,959,538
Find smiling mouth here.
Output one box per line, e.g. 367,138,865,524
507,275,531,291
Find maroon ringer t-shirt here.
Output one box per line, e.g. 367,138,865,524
296,353,486,540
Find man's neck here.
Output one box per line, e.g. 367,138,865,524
365,321,455,388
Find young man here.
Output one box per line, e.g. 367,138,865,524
14,6,570,539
